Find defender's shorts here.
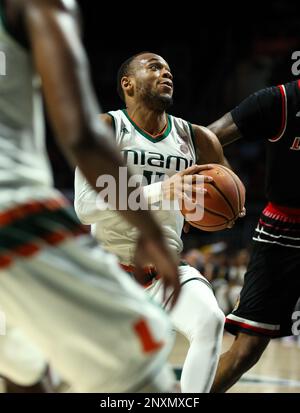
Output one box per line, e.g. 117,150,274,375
225,242,300,338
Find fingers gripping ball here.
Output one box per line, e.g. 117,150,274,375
180,164,245,231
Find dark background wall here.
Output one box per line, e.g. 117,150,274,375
47,1,300,251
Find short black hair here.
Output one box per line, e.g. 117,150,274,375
117,51,151,102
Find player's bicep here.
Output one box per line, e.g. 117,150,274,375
192,125,226,166
208,112,241,147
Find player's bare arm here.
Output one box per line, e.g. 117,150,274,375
207,112,242,146
98,113,114,128
192,124,227,165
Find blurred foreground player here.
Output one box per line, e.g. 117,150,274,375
0,0,180,392
208,80,300,392
0,326,54,392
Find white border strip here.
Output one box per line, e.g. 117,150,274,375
255,226,300,241
253,236,300,248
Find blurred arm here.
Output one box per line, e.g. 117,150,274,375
21,0,164,237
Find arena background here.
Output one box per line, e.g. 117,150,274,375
46,1,300,264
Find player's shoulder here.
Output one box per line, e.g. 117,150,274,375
10,0,79,29
22,0,78,12
3,0,79,48
190,124,220,148
8,0,80,23
99,109,124,124
234,84,282,115
106,109,124,118
252,84,281,100
99,113,114,127
169,113,193,133
99,110,125,134
284,79,300,94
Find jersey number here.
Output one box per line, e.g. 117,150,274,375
143,170,165,185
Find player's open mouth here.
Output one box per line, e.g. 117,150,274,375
159,81,173,90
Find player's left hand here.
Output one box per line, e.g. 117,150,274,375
239,207,246,218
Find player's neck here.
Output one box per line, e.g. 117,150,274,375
126,105,167,136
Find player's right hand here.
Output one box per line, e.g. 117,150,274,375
161,164,214,201
133,233,181,309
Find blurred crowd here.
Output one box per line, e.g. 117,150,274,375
182,243,300,346
182,242,249,315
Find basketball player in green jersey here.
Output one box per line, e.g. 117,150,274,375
75,52,245,392
0,2,181,393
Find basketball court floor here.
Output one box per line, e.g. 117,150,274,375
169,332,300,393
1,332,299,393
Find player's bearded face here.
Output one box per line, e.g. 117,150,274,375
135,76,173,111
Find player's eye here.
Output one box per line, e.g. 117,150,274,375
149,64,159,70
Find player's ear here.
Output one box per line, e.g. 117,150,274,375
121,76,134,97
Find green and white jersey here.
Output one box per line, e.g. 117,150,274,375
75,109,196,265
0,4,53,210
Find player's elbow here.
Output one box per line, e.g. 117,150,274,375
63,123,96,153
74,198,93,225
207,123,220,137
62,120,111,157
208,128,230,148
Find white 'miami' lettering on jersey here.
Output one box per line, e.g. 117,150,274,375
75,109,196,264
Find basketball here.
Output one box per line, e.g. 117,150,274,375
181,164,245,232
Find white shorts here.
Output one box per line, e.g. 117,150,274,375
0,326,47,386
146,264,213,309
0,197,175,392
146,264,220,336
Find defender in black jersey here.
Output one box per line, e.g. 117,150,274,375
208,80,300,393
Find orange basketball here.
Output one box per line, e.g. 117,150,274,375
181,164,245,232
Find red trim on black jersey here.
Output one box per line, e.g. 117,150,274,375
258,218,300,232
266,202,300,217
254,202,300,247
225,317,280,337
268,85,287,142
